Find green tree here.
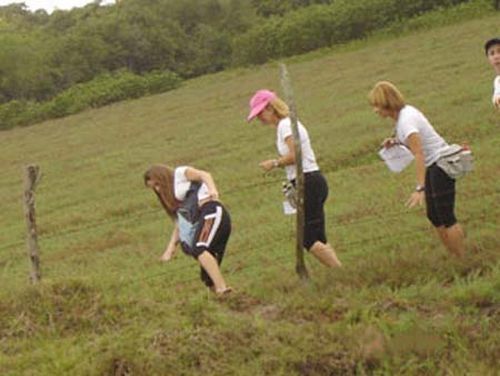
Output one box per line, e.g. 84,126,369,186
0,32,54,102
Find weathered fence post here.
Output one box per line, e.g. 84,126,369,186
23,164,41,283
279,63,309,280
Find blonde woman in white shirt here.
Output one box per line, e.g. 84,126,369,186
485,38,500,108
144,165,232,295
247,89,342,268
369,81,465,257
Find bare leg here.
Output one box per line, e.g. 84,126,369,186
309,241,342,268
197,251,229,294
435,224,465,257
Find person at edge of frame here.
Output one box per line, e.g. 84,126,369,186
485,37,500,109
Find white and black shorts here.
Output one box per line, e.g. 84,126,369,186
189,201,231,259
189,201,231,287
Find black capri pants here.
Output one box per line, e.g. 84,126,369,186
190,201,231,287
425,163,457,228
293,171,329,250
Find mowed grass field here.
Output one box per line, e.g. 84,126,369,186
0,13,499,375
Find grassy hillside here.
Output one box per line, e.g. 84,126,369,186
1,13,499,375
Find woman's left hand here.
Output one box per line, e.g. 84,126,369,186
160,247,174,262
259,159,276,172
405,191,425,208
208,188,219,200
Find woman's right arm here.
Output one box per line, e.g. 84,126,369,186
404,132,426,208
381,137,397,148
160,222,179,262
260,135,296,171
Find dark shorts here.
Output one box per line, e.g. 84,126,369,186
425,163,457,228
293,171,329,250
191,201,231,287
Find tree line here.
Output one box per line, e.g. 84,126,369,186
0,0,480,128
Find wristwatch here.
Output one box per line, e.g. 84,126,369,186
415,184,425,192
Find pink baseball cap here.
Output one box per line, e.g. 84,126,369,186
247,89,276,121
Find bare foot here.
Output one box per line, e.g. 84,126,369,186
215,287,233,297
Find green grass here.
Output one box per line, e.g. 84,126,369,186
1,12,499,376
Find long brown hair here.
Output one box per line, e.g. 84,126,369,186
144,164,178,218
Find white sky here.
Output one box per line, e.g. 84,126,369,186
0,0,115,13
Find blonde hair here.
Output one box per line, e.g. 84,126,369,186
368,81,406,113
144,164,178,219
269,96,290,119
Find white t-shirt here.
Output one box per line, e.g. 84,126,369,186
174,166,210,202
492,76,500,106
276,117,319,181
395,105,448,167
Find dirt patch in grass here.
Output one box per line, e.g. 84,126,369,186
110,358,134,376
293,350,358,376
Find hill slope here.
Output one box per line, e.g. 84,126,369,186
0,14,499,375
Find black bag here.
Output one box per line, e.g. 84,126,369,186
177,182,201,253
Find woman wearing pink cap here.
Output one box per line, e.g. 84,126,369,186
247,89,342,268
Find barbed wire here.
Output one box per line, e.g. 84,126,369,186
0,239,26,252
0,208,161,252
2,163,498,293
57,202,498,293
1,189,497,256
329,189,499,229
93,239,296,292
0,178,283,252
86,204,500,292
4,125,496,225
2,211,496,296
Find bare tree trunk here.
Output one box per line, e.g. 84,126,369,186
23,165,41,284
279,63,309,280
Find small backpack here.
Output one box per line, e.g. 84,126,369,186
177,182,201,253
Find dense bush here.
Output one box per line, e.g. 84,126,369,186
0,70,182,130
0,0,492,129
232,0,470,65
0,101,39,130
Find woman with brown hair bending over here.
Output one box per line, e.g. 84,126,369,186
144,164,232,295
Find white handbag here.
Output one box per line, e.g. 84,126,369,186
436,144,474,179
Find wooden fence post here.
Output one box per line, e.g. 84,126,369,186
279,63,309,280
23,164,41,284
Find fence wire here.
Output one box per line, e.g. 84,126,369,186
2,176,498,292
